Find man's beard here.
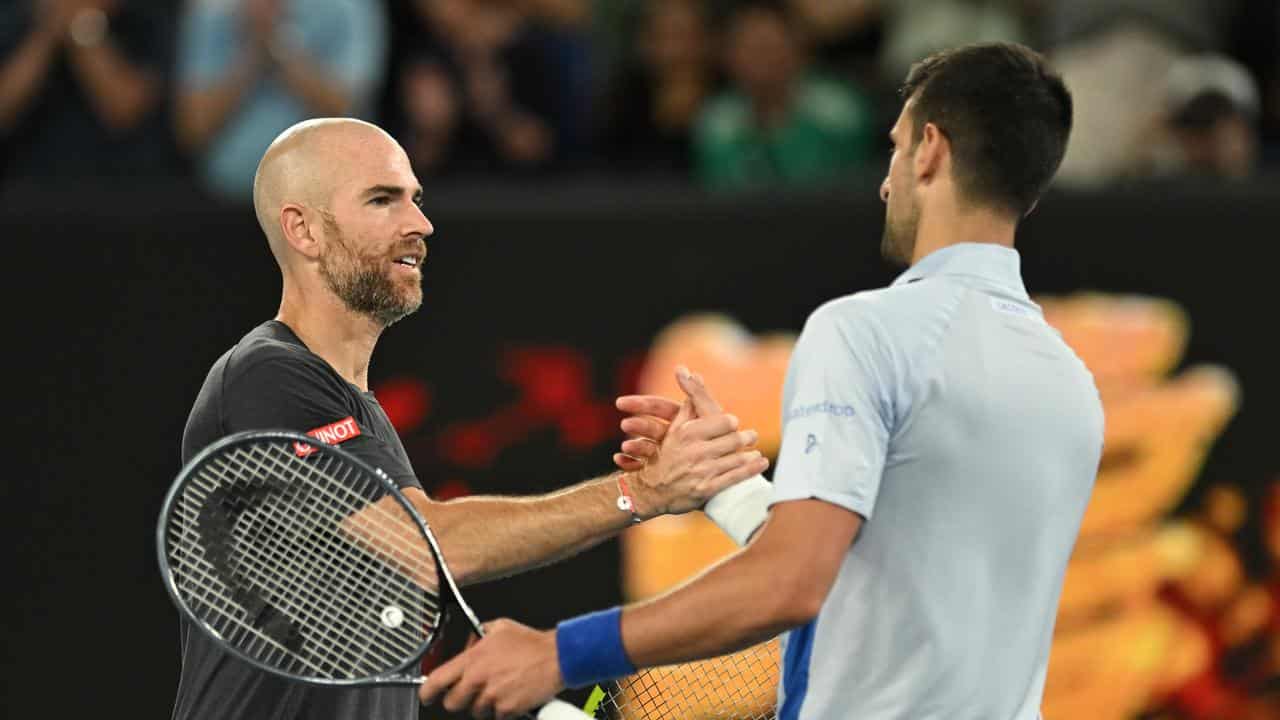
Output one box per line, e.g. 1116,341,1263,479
880,198,920,267
318,223,422,327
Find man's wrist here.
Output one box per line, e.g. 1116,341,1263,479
704,474,771,545
555,607,636,688
613,472,645,524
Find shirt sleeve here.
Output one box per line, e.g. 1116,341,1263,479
176,4,234,89
321,0,387,106
771,303,896,520
222,351,420,490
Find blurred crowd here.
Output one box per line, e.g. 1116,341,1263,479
1,0,1277,199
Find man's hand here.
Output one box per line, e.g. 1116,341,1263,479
621,367,768,518
418,619,562,720
242,0,284,48
614,367,750,471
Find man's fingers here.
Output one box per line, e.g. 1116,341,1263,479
670,398,694,431
702,450,765,481
620,415,668,441
698,429,759,459
616,395,682,421
613,453,644,471
419,653,466,705
621,437,659,458
676,366,724,417
676,413,740,442
705,454,771,495
442,673,482,713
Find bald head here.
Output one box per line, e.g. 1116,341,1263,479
252,118,407,266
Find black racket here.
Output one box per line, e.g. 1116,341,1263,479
157,430,590,719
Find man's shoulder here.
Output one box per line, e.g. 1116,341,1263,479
810,281,948,329
222,322,328,381
805,282,965,365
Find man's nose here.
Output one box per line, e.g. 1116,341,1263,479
408,203,433,238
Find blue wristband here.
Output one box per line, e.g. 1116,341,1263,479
555,607,636,688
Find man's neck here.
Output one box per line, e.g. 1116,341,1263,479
910,199,1017,265
276,284,382,392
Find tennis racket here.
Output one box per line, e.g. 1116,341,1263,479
586,640,779,720
157,429,590,720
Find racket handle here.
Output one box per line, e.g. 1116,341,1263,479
536,698,594,719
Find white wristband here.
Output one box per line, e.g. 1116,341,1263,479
704,474,771,546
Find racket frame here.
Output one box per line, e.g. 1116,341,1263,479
156,429,475,688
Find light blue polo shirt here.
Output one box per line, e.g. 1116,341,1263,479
771,243,1103,720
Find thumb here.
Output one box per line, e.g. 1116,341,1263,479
676,366,723,417
669,396,694,437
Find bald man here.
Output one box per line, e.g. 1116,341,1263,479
171,118,770,720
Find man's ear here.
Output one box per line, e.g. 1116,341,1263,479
913,122,948,184
280,204,321,260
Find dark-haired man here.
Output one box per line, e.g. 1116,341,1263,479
421,42,1104,720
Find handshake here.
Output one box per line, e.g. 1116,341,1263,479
611,365,773,546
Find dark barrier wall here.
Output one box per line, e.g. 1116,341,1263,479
3,180,1277,717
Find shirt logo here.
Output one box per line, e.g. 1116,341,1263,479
990,297,1038,319
293,416,362,457
785,401,855,422
805,434,819,454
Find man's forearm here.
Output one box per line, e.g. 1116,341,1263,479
272,43,352,116
616,500,861,669
408,476,632,586
175,50,262,151
67,41,160,131
619,533,812,668
0,27,60,132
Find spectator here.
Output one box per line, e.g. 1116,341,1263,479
1043,0,1235,187
694,0,875,190
0,0,174,183
787,0,882,82
175,0,387,200
1138,54,1261,181
392,0,574,177
600,0,716,173
877,0,1034,88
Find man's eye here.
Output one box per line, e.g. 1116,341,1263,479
370,197,390,206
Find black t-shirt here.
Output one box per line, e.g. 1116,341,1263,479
173,321,421,720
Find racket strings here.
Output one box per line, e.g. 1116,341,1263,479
166,439,440,681
170,512,410,678
240,445,440,586
181,448,430,676
174,470,418,678
599,639,780,720
222,446,435,649
224,447,441,622
167,530,331,675
200,461,424,672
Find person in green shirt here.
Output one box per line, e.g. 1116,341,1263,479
695,0,875,190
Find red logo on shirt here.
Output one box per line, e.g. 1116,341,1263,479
293,416,362,457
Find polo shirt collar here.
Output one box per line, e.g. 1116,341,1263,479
890,242,1025,293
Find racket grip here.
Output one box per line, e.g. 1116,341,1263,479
536,698,594,719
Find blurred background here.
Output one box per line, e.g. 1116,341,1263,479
2,0,1278,718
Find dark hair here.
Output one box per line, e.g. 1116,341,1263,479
714,0,796,34
900,43,1073,217
1170,91,1248,131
